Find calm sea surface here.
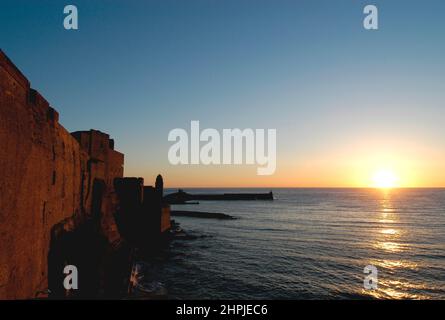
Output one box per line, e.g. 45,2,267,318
140,188,445,299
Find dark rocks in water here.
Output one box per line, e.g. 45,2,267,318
171,210,236,220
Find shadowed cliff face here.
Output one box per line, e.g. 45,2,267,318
113,176,171,250
0,50,126,299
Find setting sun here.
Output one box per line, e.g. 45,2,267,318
372,169,399,188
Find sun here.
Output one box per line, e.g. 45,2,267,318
372,169,399,189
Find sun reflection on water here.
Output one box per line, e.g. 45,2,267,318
378,219,395,223
371,259,419,271
374,191,404,252
362,279,431,300
380,228,398,235
364,190,424,299
374,241,406,253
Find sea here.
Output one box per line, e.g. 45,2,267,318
136,188,445,300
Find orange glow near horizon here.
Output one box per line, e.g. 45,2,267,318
132,159,445,188
131,159,445,188
128,139,445,188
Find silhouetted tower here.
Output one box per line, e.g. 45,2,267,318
155,174,164,199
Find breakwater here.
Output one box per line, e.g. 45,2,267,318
164,189,274,204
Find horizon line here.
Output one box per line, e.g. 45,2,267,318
164,186,445,189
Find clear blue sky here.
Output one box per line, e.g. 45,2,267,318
1,0,444,186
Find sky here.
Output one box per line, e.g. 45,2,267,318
1,0,444,187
